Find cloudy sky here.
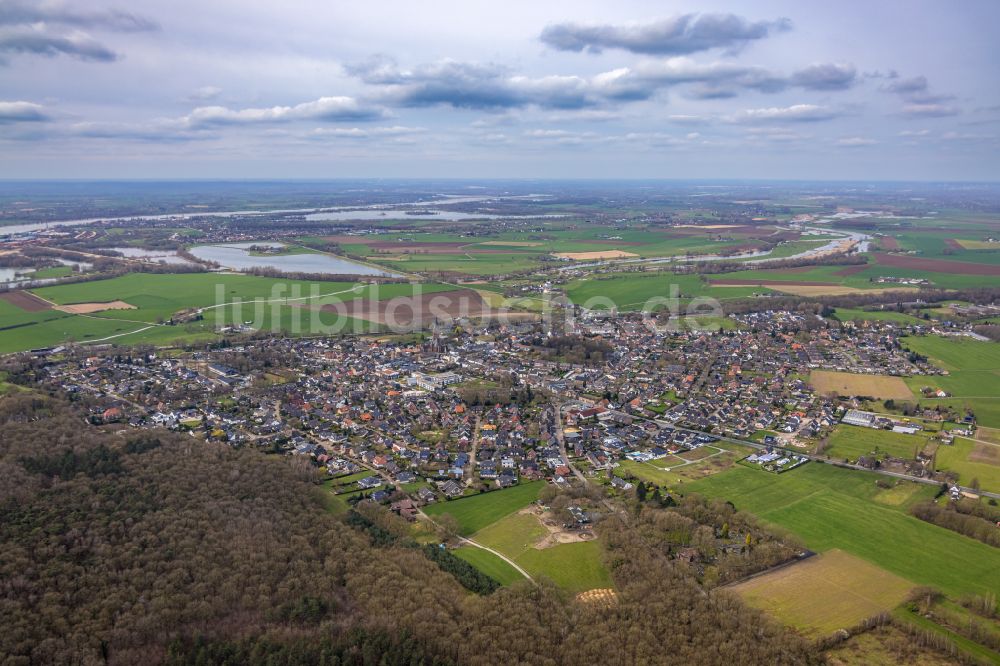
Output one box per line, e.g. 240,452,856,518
1,0,997,180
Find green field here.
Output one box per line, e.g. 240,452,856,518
832,308,926,324
423,481,544,535
565,272,767,310
684,463,997,598
902,336,1000,372
468,510,611,593
515,541,611,593
901,336,1000,428
731,549,914,638
0,273,460,353
936,437,1000,493
616,444,752,486
825,424,933,461
453,546,527,586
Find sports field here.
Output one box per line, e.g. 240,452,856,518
730,549,913,637
683,463,998,598
810,370,914,400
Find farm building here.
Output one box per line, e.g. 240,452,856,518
842,409,876,427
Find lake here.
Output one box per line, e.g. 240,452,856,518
187,243,400,277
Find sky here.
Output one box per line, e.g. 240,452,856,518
0,0,998,180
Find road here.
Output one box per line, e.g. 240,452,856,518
605,408,1000,500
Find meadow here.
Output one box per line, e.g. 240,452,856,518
683,462,997,598
453,547,526,586
935,437,1000,493
469,510,612,593
423,481,544,535
824,424,932,461
901,336,1000,428
730,549,914,638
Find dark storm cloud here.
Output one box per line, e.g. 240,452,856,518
0,1,159,32
539,13,790,55
0,32,118,62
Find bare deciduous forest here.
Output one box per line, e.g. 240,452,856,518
0,391,823,665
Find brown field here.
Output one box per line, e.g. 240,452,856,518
53,300,136,314
874,252,1000,275
555,250,638,260
810,370,914,400
877,236,901,250
969,441,1000,465
310,288,536,327
0,290,52,312
953,239,1000,250
730,549,913,638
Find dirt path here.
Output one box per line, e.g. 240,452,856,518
418,510,535,583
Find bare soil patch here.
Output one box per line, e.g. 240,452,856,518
54,300,137,314
520,505,594,549
555,250,638,260
0,290,52,312
874,252,1000,275
969,441,1000,466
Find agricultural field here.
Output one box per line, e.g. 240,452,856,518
0,273,467,353
423,481,544,535
935,437,1000,493
902,336,1000,372
564,272,767,310
730,549,914,637
810,370,914,400
683,463,998,598
831,308,926,325
901,336,1000,428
